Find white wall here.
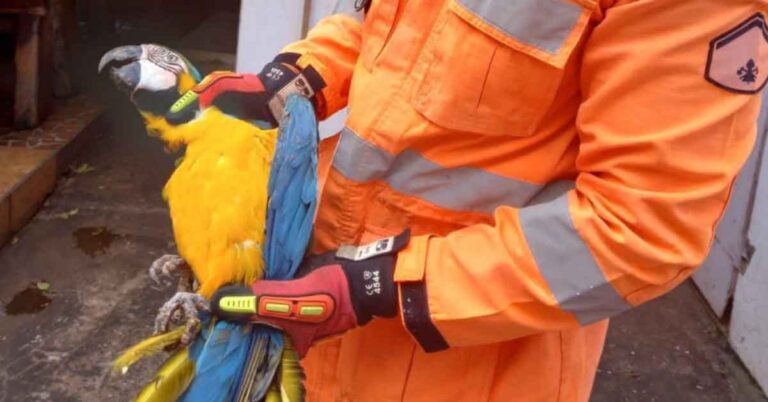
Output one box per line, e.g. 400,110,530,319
307,0,361,27
732,197,768,394
236,1,305,74
729,89,768,394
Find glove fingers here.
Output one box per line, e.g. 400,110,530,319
211,91,275,125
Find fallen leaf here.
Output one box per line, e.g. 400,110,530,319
36,281,51,291
71,163,95,174
55,208,79,219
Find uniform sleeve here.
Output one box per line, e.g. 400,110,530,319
394,0,765,352
281,14,362,119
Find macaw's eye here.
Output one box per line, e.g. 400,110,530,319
165,54,178,63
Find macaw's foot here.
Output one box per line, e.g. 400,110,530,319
154,292,210,346
148,254,195,292
149,254,185,285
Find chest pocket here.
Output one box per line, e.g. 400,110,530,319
411,0,594,136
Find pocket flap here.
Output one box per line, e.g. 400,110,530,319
450,0,594,68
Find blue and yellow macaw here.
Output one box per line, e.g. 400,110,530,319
98,44,317,402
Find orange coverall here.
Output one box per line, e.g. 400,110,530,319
281,0,767,400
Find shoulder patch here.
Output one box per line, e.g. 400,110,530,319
706,13,768,94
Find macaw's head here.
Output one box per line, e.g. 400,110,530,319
98,44,201,115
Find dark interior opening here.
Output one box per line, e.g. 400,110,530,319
0,0,240,135
0,16,16,135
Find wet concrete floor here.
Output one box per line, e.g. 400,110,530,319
0,101,766,401
4,284,53,316
0,102,177,401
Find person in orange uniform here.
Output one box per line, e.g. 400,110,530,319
204,0,768,400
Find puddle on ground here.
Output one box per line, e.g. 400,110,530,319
73,226,120,257
4,283,52,315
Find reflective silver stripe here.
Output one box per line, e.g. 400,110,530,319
385,150,544,213
333,128,394,182
457,0,583,54
519,181,630,325
332,128,543,213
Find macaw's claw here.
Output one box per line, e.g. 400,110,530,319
149,254,187,287
154,292,210,346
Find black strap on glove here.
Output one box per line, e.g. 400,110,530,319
299,230,410,325
259,53,326,124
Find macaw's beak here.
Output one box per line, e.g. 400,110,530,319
98,45,143,94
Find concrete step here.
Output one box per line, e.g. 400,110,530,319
0,95,102,247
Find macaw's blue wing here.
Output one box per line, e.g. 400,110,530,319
264,94,319,280
230,95,319,402
151,98,317,402
234,95,318,401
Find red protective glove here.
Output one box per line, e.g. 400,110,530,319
165,53,325,126
210,231,410,357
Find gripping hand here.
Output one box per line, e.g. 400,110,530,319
211,231,410,357
166,55,325,126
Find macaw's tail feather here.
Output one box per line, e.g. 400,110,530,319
134,348,196,402
235,328,283,401
178,320,254,402
262,337,305,402
113,326,186,374
276,336,306,402
252,336,306,402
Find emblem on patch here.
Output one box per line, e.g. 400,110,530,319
706,13,768,94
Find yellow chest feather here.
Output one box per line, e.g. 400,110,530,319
148,109,277,298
